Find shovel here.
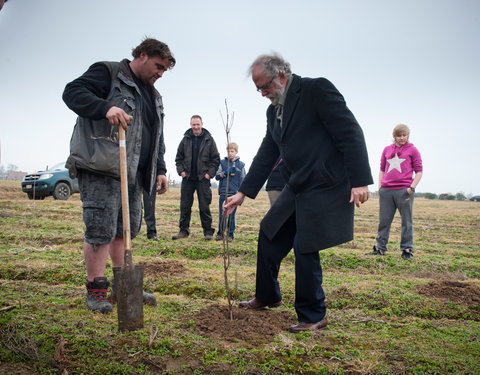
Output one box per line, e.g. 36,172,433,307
112,125,144,332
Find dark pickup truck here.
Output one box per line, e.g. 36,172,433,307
21,162,79,200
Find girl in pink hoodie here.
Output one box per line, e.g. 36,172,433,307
369,124,423,260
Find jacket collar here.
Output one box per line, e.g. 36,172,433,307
280,74,301,137
117,59,161,100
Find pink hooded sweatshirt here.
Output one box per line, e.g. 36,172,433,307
380,143,423,189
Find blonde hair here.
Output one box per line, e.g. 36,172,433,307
393,124,410,137
227,142,238,152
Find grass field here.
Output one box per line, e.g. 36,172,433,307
0,180,479,375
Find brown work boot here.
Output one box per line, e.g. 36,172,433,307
86,277,113,314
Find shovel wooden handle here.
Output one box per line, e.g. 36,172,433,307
119,126,133,266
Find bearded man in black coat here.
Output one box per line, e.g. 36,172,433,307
224,54,373,333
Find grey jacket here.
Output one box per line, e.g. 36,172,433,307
175,128,220,180
65,59,166,191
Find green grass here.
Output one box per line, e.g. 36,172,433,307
0,180,479,374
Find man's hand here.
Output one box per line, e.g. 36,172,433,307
223,192,246,215
156,175,168,195
180,171,186,178
349,186,369,207
106,106,133,130
204,173,211,180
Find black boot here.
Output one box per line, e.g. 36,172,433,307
86,277,113,314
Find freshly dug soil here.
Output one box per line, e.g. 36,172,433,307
188,304,295,343
417,280,480,306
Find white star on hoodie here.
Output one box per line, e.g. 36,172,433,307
386,153,406,173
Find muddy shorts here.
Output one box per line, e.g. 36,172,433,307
77,170,142,246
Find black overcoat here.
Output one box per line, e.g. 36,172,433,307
239,74,373,253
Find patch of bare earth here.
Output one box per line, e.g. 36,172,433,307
0,363,36,375
141,259,186,278
188,304,295,344
412,271,469,281
417,280,480,306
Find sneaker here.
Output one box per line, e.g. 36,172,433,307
215,234,223,241
204,234,213,241
227,236,234,242
86,277,113,314
366,245,385,256
147,233,159,241
401,249,413,260
172,230,189,240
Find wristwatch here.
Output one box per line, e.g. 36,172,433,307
409,186,415,192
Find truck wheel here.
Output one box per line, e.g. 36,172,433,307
53,182,71,200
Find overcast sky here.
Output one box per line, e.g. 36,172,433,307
1,0,479,195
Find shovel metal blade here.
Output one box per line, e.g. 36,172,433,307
113,264,144,332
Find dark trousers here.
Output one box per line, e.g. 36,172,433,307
179,178,214,235
255,214,326,323
143,184,157,236
217,195,236,238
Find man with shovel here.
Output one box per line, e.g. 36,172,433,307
63,38,176,314
224,54,373,332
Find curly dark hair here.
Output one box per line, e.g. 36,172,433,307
132,37,176,69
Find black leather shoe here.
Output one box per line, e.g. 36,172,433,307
239,298,281,310
289,317,328,333
172,231,189,240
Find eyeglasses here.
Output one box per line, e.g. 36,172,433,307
256,77,275,92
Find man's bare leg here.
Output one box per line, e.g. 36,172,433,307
84,241,111,282
109,236,125,267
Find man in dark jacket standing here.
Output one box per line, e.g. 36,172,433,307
172,115,220,240
224,54,373,333
63,38,175,314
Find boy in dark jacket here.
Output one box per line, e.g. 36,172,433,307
215,143,246,241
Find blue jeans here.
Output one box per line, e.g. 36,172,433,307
217,195,236,238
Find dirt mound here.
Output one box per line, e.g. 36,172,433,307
412,271,468,281
417,280,480,306
189,304,295,344
141,259,186,278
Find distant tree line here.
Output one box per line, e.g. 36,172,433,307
421,192,470,201
0,164,25,180
370,190,476,201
